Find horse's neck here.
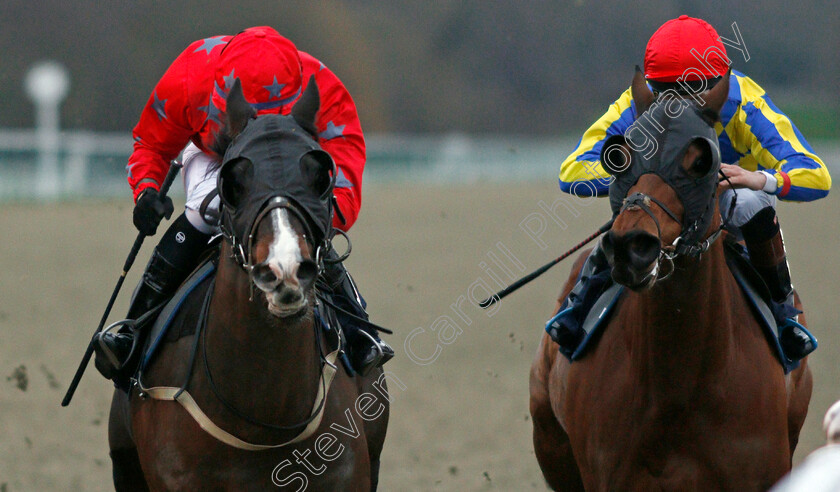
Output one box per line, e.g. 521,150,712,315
203,252,322,418
621,240,739,378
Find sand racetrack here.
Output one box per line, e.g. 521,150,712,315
1,182,838,490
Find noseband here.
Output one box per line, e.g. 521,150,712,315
220,196,326,300
619,176,737,282
621,192,681,240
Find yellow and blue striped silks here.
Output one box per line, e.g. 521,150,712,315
559,71,831,202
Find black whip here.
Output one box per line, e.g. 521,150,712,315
478,218,614,308
61,161,182,407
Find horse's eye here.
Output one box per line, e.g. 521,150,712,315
683,139,713,178
299,150,335,200
220,177,244,210
219,158,253,210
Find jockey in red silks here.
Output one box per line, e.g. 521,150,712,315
550,16,831,361
94,26,392,381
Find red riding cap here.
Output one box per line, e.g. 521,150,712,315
644,15,729,83
211,26,303,116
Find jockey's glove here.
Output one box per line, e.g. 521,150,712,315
133,189,174,236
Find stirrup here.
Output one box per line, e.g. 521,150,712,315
779,317,817,360
94,319,140,370
354,329,392,376
94,301,165,378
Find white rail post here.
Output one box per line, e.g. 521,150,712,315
25,61,70,200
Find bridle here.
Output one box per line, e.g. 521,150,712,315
134,194,343,451
217,185,386,335
618,170,737,283
220,195,328,300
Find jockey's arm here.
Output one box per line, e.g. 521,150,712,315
128,117,195,203
127,40,218,202
559,88,636,197
560,89,636,196
725,78,831,201
302,53,365,232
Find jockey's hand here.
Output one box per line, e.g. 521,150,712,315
718,164,767,191
133,188,174,236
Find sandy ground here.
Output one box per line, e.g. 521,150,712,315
1,182,838,491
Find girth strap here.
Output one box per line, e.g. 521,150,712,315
137,347,339,451
136,276,341,451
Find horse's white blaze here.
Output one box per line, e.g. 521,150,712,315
267,208,302,285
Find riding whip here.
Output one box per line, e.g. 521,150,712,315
61,160,182,407
478,218,614,308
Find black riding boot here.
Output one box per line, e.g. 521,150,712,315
741,207,815,360
322,253,393,376
93,214,211,380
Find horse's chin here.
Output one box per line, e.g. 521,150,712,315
611,264,659,292
267,298,309,319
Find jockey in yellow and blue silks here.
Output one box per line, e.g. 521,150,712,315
550,16,831,362
559,71,830,202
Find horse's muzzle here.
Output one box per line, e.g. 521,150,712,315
602,229,662,290
251,259,318,318
266,288,308,318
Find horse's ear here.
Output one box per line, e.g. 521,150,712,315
225,78,256,138
699,68,730,117
631,65,654,117
299,150,335,200
292,76,320,136
212,78,256,156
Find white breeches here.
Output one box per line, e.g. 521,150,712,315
182,142,222,235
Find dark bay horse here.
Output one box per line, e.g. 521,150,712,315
108,79,389,491
530,71,812,491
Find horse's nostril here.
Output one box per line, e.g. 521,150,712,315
628,234,661,269
253,263,279,287
602,231,616,259
297,260,318,289
605,230,660,269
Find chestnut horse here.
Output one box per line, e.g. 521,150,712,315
530,72,812,491
107,80,389,491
